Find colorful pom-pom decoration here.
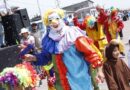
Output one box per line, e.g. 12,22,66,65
0,62,40,89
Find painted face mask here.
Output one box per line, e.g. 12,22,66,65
48,12,65,31
48,12,66,41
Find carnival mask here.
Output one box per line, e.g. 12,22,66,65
48,12,66,41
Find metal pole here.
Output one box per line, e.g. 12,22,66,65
3,0,8,12
56,0,60,8
36,0,42,17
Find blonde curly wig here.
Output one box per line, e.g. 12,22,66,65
43,8,65,26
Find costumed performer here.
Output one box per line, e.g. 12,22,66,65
23,8,104,90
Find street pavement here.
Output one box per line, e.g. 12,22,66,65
37,20,130,90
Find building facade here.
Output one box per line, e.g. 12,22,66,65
62,0,97,19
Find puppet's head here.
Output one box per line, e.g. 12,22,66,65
84,16,96,29
96,5,104,14
43,8,66,41
110,7,118,19
43,8,65,31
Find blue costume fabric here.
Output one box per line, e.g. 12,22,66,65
63,45,92,90
41,29,59,54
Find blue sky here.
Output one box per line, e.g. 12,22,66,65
0,0,130,18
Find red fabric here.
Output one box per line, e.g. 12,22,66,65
94,41,99,49
103,21,112,42
73,17,86,30
115,18,124,32
105,27,112,43
55,54,70,90
97,9,108,24
75,36,102,68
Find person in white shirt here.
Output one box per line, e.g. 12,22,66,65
19,28,35,51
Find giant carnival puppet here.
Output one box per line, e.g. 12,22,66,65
73,15,108,53
23,8,104,90
97,6,124,55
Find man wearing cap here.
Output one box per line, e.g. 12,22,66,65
31,23,43,51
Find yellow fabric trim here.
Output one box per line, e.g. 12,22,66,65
49,86,56,90
91,44,103,61
43,63,54,71
109,21,118,39
98,38,108,51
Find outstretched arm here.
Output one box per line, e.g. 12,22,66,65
96,7,108,24
23,49,52,66
75,36,105,83
73,13,86,30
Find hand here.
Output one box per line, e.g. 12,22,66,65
96,5,101,12
23,54,36,61
95,70,105,83
39,71,47,79
18,44,26,49
48,76,56,87
117,28,121,32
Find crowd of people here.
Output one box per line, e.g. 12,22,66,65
1,5,130,90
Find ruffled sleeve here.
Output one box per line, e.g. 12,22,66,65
75,36,103,68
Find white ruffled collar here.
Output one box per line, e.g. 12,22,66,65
49,25,86,53
49,24,66,41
